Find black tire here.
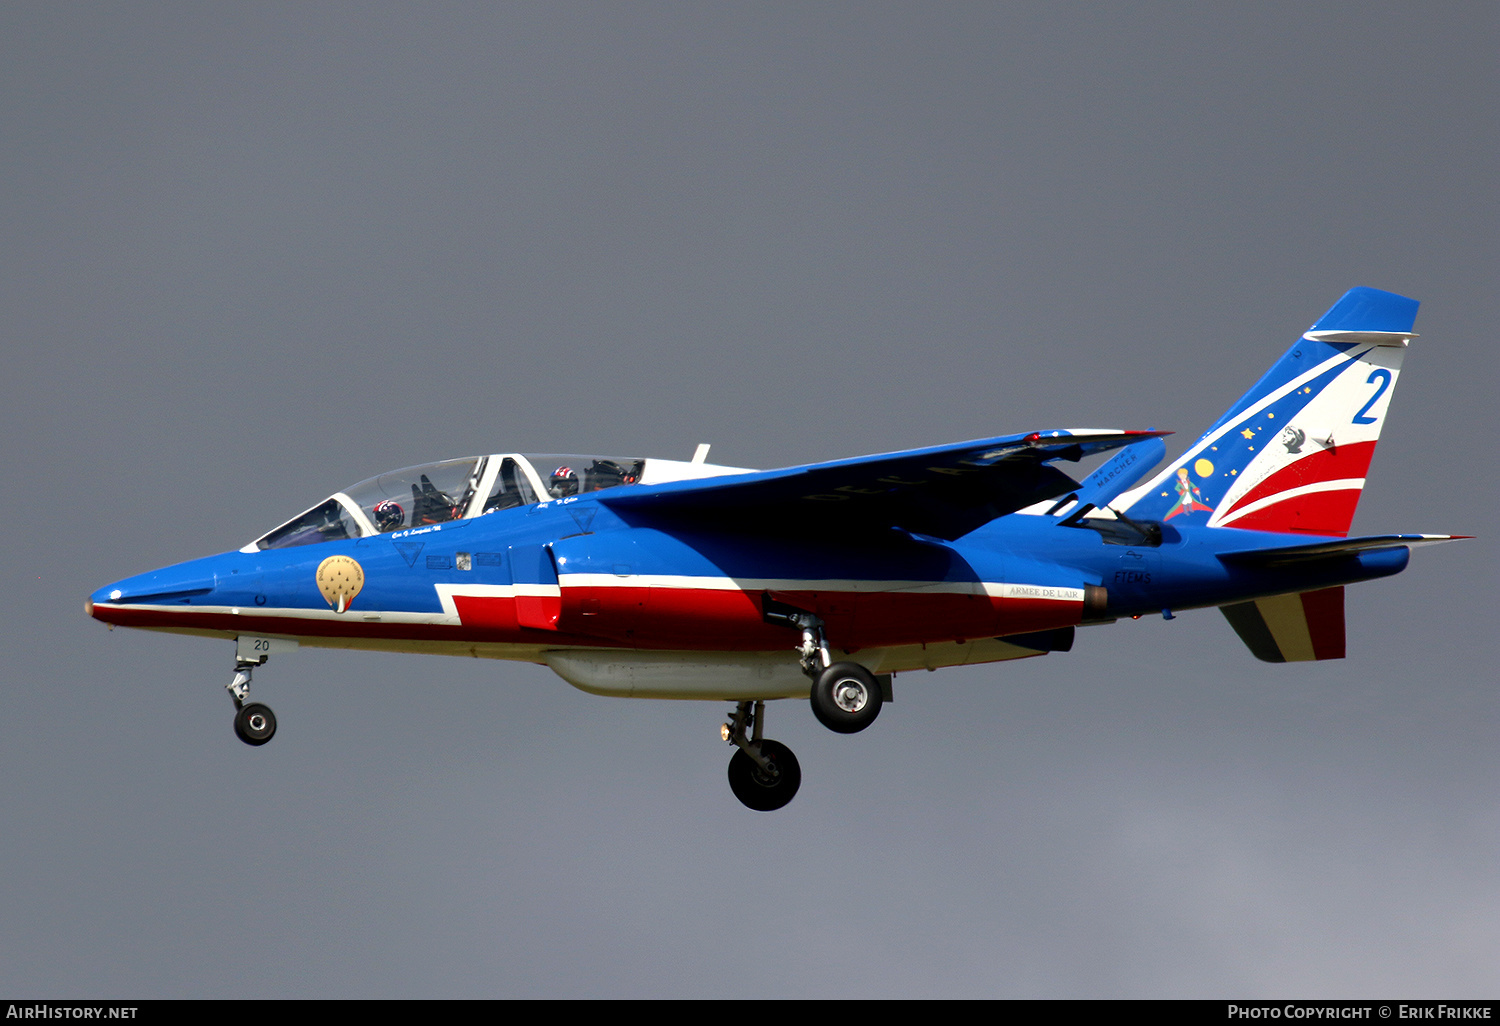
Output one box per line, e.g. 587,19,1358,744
810,661,882,734
727,739,801,811
234,703,277,746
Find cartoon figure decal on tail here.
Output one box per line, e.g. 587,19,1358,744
1163,466,1215,520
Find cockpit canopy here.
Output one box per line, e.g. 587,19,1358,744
248,453,649,551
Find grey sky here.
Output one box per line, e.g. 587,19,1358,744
2,3,1495,997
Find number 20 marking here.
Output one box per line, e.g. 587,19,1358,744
1352,369,1392,425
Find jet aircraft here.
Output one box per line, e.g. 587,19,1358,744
89,288,1461,810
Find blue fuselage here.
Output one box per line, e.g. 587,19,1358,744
89,496,1406,659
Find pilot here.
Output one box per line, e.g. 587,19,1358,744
373,499,406,532
587,459,638,490
549,465,580,498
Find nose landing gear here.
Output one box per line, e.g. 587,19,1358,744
226,655,277,747
722,700,801,811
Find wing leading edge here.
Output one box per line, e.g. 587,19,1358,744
595,430,1169,539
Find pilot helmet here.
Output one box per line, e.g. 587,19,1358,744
549,465,579,497
373,499,405,532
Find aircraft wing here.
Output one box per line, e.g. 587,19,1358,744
596,429,1169,540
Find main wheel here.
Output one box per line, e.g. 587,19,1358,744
727,739,801,811
810,662,882,734
234,702,277,746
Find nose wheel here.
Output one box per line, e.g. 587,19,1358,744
234,702,277,746
727,739,801,811
722,700,800,811
226,655,277,747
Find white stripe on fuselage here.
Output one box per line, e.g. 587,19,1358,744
552,574,1083,602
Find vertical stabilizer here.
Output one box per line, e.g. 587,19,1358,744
1115,288,1418,537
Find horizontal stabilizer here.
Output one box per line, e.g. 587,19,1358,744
1220,586,1345,663
1218,534,1467,567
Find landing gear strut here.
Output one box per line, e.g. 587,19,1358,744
227,655,277,747
722,700,801,811
763,598,886,735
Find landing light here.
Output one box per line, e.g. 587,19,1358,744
720,723,731,742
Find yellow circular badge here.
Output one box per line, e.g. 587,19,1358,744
1194,458,1215,478
316,555,365,614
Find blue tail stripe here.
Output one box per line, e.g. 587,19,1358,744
1204,335,1351,436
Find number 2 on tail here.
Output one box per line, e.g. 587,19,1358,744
1352,369,1392,425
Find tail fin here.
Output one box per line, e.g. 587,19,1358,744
1115,287,1418,537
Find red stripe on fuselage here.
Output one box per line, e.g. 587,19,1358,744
95,583,1088,653
89,603,577,645
554,583,1083,649
554,586,1009,649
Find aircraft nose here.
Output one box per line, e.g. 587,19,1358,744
88,582,115,623
88,562,219,625
87,581,120,621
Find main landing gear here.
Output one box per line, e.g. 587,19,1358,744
722,700,801,811
810,661,882,734
764,599,886,735
718,603,892,811
227,655,277,747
